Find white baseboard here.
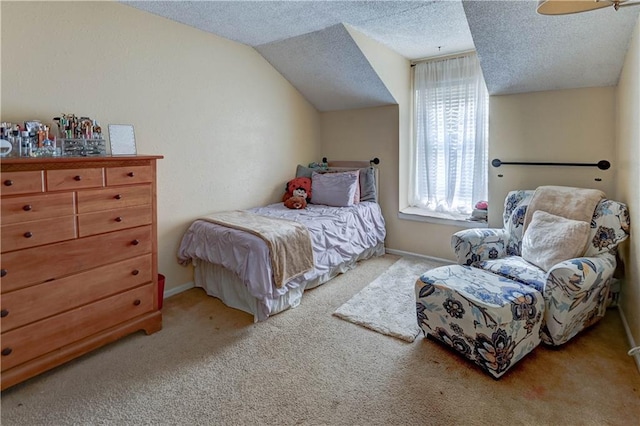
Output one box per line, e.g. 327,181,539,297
385,248,454,265
163,281,195,299
617,306,640,373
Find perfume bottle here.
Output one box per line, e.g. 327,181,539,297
20,131,31,157
8,130,21,157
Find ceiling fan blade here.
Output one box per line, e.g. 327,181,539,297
537,0,613,15
617,1,640,7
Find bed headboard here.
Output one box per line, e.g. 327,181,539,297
323,157,380,202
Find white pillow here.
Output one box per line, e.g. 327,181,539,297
311,171,358,207
521,210,590,272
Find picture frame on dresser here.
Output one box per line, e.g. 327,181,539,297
0,154,163,390
108,124,137,155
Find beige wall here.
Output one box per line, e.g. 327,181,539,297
1,2,321,292
320,105,464,260
616,16,640,350
320,104,399,245
488,87,616,226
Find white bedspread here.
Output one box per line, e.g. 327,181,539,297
178,202,386,305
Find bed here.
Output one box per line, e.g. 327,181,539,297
177,159,386,321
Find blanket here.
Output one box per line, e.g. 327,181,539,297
198,210,314,288
522,185,605,233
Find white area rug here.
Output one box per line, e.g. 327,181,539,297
333,256,449,342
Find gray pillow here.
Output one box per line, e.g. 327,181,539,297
310,171,359,207
295,164,323,179
357,167,377,202
297,164,377,202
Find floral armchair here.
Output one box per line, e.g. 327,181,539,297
452,190,630,346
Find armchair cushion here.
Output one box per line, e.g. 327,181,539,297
521,211,590,272
475,256,546,293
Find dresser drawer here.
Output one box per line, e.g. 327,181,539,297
106,165,153,186
0,225,152,293
1,216,77,252
46,168,104,191
0,284,154,371
0,254,152,333
0,192,75,225
1,171,44,196
78,205,152,237
77,184,151,214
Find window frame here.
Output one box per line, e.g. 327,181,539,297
403,52,489,225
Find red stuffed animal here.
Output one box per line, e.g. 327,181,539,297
282,177,312,203
284,194,307,209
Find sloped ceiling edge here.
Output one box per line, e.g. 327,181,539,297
256,24,397,112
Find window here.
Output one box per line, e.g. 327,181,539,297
409,53,489,219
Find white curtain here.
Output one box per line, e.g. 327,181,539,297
410,53,488,216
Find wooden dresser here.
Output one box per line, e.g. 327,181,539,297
0,155,163,390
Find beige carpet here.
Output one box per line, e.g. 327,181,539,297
2,254,639,425
333,256,448,342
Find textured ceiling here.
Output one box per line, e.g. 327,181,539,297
124,0,640,109
463,0,640,95
125,1,474,59
256,24,396,111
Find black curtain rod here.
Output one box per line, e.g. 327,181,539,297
322,157,380,165
491,159,610,170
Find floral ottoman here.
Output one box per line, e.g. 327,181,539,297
415,265,544,379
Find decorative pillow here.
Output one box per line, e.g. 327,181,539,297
310,171,359,207
521,210,590,272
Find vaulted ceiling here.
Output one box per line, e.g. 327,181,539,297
125,0,639,111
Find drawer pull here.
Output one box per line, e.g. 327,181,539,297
133,299,141,306
115,216,123,222
131,239,140,246
128,172,135,177
0,309,8,318
1,348,12,356
132,269,140,276
4,179,13,186
23,204,33,211
114,194,122,200
74,175,82,181
0,269,6,278
24,231,33,238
